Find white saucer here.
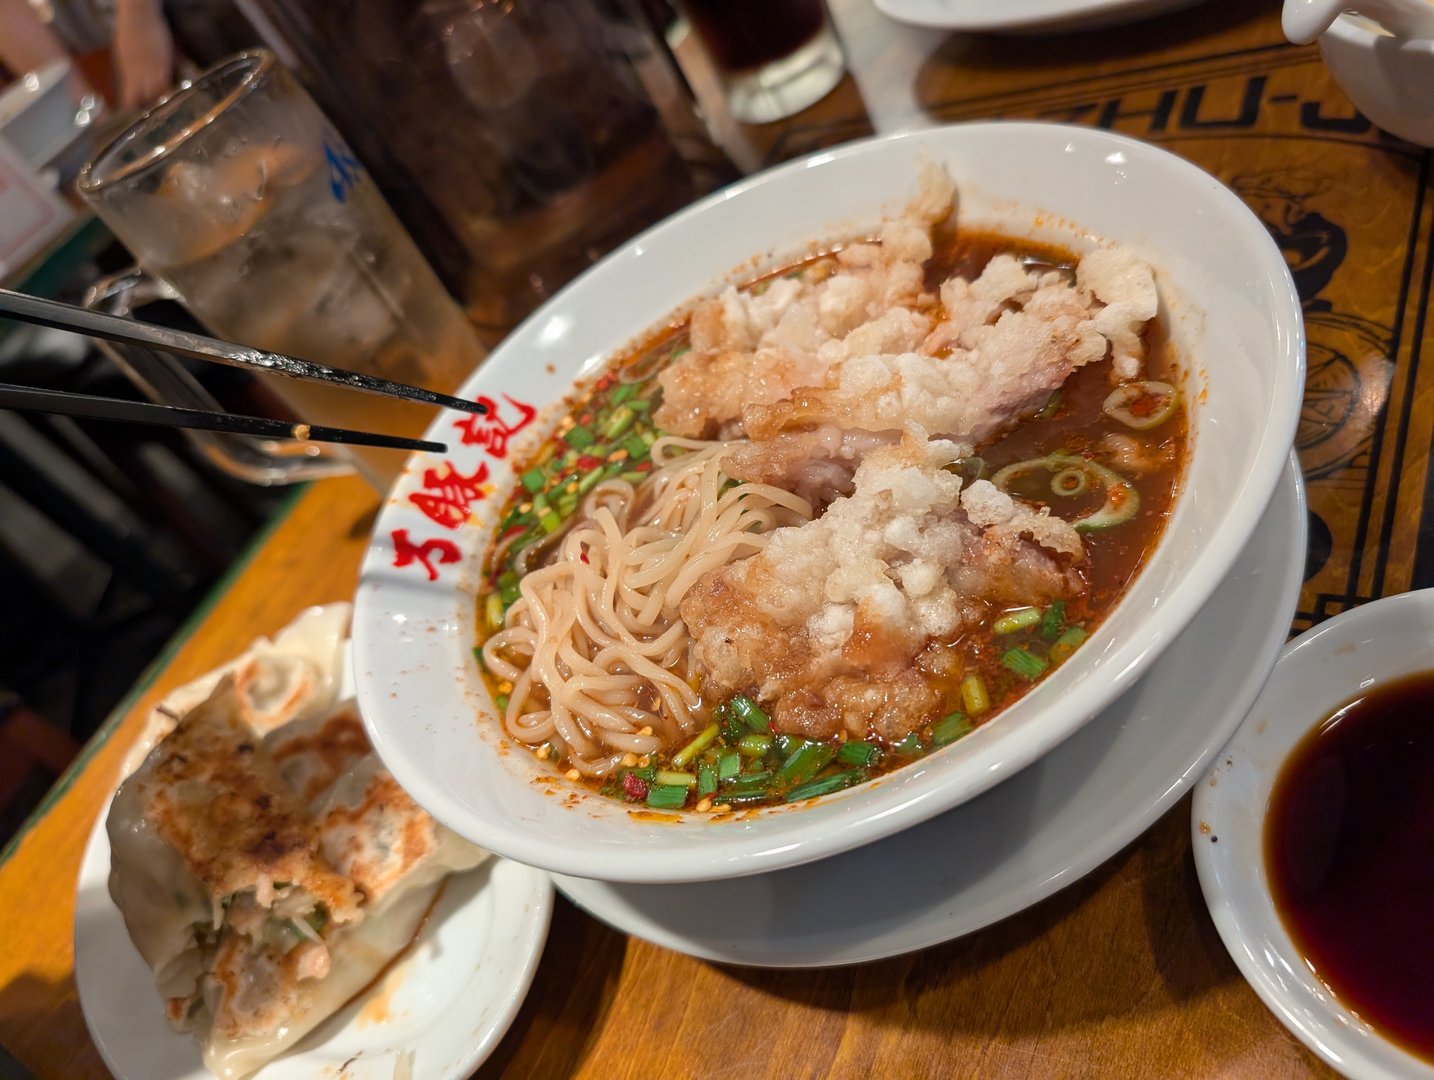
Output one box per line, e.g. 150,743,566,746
871,0,1198,32
1193,590,1434,1079
871,0,1205,32
76,810,552,1079
554,455,1306,967
74,630,555,1080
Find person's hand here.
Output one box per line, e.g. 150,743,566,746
113,0,174,111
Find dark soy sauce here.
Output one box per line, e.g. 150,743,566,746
681,0,825,72
1265,670,1434,1061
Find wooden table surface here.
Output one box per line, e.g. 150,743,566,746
5,0,1423,1075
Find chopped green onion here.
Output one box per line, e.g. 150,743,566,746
784,770,863,803
603,405,636,440
737,733,772,758
538,508,562,534
484,593,503,632
498,570,521,605
931,712,973,746
494,693,509,713
697,762,717,796
993,606,1041,635
1001,646,1048,679
960,673,990,717
730,695,770,732
671,723,720,768
893,732,925,756
577,468,606,495
1051,467,1089,497
622,434,650,460
629,398,652,412
646,784,689,809
627,764,657,782
610,382,638,405
655,770,696,788
712,791,768,807
473,646,486,670
618,470,647,484
838,740,882,768
565,424,595,450
727,769,773,792
777,741,836,786
1103,380,1178,431
1049,625,1089,665
717,751,741,781
556,491,578,518
1040,601,1067,640
520,467,546,493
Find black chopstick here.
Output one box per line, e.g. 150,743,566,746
0,384,448,454
0,288,489,418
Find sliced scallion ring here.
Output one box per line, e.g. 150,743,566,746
990,454,1139,532
1051,467,1089,497
1102,380,1178,431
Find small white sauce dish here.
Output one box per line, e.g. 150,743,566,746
1193,589,1434,1080
1284,0,1434,147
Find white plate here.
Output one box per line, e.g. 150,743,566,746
1193,590,1434,1079
355,121,1303,885
871,0,1206,32
73,636,555,1080
552,457,1305,967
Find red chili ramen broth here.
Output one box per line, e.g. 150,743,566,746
476,230,1187,812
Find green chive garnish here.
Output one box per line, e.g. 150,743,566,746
717,751,741,781
603,405,636,440
784,770,863,803
671,723,720,768
1048,625,1088,665
1040,601,1067,640
777,741,835,786
931,712,973,746
610,383,638,405
993,606,1042,634
730,695,770,732
655,770,696,788
837,741,882,768
565,424,595,450
646,784,689,809
727,769,773,792
697,762,717,796
893,732,925,756
498,571,521,605
960,673,990,716
736,733,772,758
520,467,546,493
1001,646,1048,679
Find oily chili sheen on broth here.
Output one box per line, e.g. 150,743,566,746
476,228,1187,811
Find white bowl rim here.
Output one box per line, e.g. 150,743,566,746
1192,590,1434,1080
354,120,1305,883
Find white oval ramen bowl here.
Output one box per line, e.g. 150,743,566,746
354,122,1303,884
